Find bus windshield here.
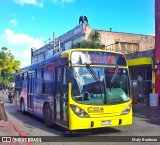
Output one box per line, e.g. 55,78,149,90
72,66,130,105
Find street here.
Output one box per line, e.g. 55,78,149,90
1,91,160,145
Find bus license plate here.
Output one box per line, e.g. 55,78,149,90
101,120,112,125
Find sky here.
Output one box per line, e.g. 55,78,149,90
0,0,155,68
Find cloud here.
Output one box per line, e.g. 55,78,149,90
14,0,37,5
4,28,33,44
62,0,74,2
148,34,155,36
9,19,17,26
9,48,33,68
14,0,74,7
31,16,35,19
14,0,43,7
3,28,43,48
0,28,44,67
53,0,74,4
1,28,44,49
38,2,43,7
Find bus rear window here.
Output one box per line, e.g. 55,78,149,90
71,51,127,66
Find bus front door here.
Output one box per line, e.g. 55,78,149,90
27,73,35,112
55,67,68,127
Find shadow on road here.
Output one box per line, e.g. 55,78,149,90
4,101,122,137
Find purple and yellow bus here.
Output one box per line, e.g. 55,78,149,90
14,48,132,130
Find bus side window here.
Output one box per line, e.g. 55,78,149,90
42,65,54,94
36,68,44,78
24,72,28,80
43,83,53,94
21,73,24,81
36,67,44,94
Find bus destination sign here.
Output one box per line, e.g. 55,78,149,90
71,51,127,66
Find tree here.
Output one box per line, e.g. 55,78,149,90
72,30,103,49
88,30,101,45
72,40,90,48
0,47,20,85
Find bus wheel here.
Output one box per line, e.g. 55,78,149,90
20,99,25,114
43,103,54,127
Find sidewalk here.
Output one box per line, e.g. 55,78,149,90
133,103,160,119
0,119,32,145
0,119,33,145
0,92,32,145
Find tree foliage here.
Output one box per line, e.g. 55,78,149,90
0,47,20,85
88,30,101,44
72,30,103,49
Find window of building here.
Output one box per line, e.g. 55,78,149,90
115,42,139,54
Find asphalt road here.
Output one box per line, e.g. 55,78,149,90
1,91,160,145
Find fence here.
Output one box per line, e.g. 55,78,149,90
131,80,152,105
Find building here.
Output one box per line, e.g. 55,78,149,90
31,23,154,64
155,0,160,105
31,24,86,64
31,20,155,105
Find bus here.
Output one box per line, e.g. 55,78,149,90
14,48,132,130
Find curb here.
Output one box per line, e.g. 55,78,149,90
133,114,160,120
8,119,32,145
8,119,27,137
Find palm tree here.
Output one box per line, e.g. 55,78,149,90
72,30,103,49
88,30,101,45
72,40,92,48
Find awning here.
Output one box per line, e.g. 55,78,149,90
127,57,152,66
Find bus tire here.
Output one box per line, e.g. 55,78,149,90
20,99,26,114
43,103,54,127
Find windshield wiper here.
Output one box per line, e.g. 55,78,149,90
86,64,100,82
86,64,107,104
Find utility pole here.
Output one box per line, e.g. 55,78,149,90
53,32,55,52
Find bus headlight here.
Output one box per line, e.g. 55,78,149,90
70,104,90,118
121,104,131,115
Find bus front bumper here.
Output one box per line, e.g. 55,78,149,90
69,112,132,130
